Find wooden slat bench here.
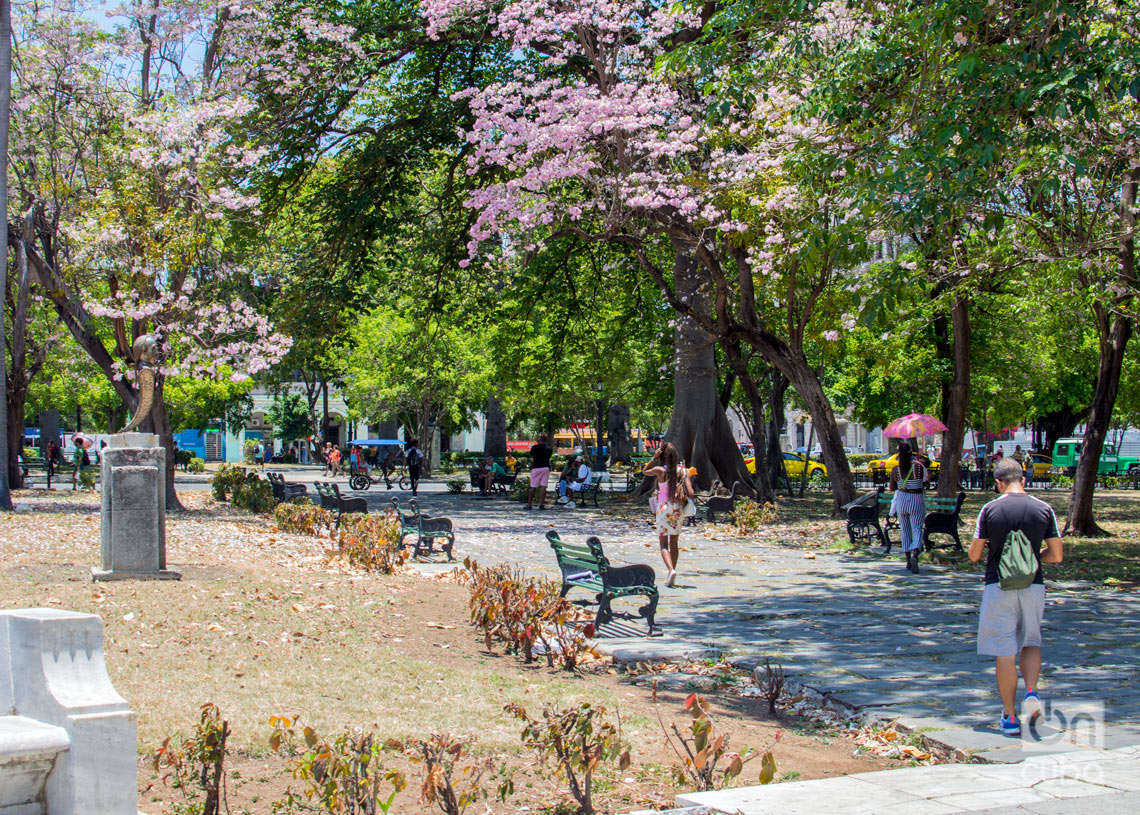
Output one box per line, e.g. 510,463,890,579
314,481,367,528
842,486,898,551
922,491,967,552
546,530,658,633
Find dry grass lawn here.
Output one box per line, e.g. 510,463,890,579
0,489,915,814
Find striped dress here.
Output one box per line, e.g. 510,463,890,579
891,462,927,553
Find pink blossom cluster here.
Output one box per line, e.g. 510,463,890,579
421,0,853,268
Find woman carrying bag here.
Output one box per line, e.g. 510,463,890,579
644,442,695,587
889,441,928,574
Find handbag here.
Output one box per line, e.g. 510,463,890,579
682,498,697,517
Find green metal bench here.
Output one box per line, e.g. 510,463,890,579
922,491,967,552
391,498,454,560
546,530,658,633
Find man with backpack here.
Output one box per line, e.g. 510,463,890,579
969,458,1064,736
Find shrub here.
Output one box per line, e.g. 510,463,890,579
212,465,275,513
464,559,594,670
232,474,275,514
1050,474,1073,490
210,464,244,501
508,477,529,502
243,439,260,464
334,513,407,573
269,716,405,815
188,456,206,473
274,502,333,536
153,702,232,815
79,466,98,490
656,690,779,792
504,702,628,815
730,500,778,534
446,478,466,494
403,733,507,815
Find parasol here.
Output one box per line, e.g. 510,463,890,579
71,433,93,450
883,413,948,439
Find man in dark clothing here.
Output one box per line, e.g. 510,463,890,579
406,439,423,495
527,434,554,510
969,458,1064,736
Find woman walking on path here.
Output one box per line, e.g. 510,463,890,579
643,442,694,588
890,441,928,574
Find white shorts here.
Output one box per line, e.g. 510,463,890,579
977,583,1046,656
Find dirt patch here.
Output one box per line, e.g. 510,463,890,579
1,489,917,814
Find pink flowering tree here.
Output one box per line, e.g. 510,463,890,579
6,1,357,504
421,0,870,506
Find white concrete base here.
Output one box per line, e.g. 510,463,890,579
0,609,137,815
97,445,178,581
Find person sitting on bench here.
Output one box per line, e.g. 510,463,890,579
557,456,592,508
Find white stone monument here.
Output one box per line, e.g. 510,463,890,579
0,608,137,815
93,433,179,581
93,334,179,582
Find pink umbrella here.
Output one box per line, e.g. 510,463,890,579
71,433,93,450
883,413,948,439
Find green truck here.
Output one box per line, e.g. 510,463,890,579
1052,438,1140,476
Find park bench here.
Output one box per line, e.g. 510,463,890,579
922,491,968,552
842,487,898,551
704,480,750,523
268,471,308,502
390,498,455,559
315,481,367,528
492,464,521,496
576,474,602,507
546,530,658,633
22,460,101,490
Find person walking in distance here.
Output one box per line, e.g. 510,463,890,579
527,434,553,510
889,441,929,574
969,457,1063,736
406,439,424,495
643,442,694,588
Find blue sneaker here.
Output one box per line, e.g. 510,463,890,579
1022,689,1043,724
1001,714,1021,735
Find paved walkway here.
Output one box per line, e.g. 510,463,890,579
379,485,1140,764
675,745,1140,814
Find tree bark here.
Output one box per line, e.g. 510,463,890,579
0,0,12,509
484,392,507,458
1065,171,1137,537
937,294,970,497
767,370,789,494
723,344,773,503
664,253,753,493
1036,405,1088,456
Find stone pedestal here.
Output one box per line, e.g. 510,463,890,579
0,608,137,815
92,434,179,581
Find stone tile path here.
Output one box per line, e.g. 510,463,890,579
675,745,1140,814
350,485,1140,762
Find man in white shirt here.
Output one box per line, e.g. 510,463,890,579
557,457,592,508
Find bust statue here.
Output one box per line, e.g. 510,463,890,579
119,334,162,434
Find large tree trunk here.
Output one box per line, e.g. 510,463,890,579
0,0,11,510
723,344,773,503
1066,172,1137,536
777,360,854,511
937,295,970,497
767,370,789,494
606,404,632,465
484,393,507,458
146,378,184,511
665,254,753,493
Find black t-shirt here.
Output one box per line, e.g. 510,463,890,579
973,493,1060,585
530,443,553,469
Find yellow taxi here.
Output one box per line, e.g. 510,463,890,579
745,452,828,479
869,452,940,476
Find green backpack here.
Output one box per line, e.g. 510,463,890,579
999,506,1038,590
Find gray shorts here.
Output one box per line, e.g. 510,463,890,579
977,583,1046,656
